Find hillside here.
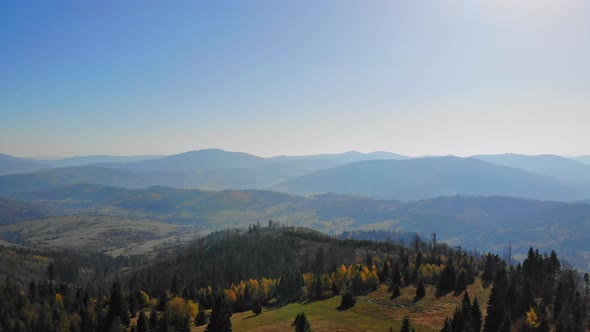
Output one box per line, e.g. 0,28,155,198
0,166,169,196
474,153,590,187
0,215,200,255
5,183,590,270
39,155,163,168
218,281,491,332
0,153,47,175
273,156,583,201
0,197,54,225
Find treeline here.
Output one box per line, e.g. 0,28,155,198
0,227,588,331
442,248,588,331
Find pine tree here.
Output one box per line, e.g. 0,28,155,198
440,318,451,332
471,297,483,332
149,311,158,331
400,316,412,332
195,303,208,326
292,312,312,332
415,281,425,299
461,291,473,329
340,291,356,309
206,294,232,332
137,311,150,332
157,312,168,332
456,269,468,291
499,315,511,332
157,293,168,312
331,282,340,296
390,284,401,299
252,300,262,315
107,281,130,329
483,270,506,332
380,262,391,282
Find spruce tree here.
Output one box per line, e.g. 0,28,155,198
471,297,483,332
206,294,232,332
499,315,511,332
195,303,208,326
415,281,425,299
137,311,150,332
149,311,158,331
400,316,412,332
107,281,130,329
390,284,401,299
292,312,311,332
340,291,356,309
252,300,262,315
483,270,506,332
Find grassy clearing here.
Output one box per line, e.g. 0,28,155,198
193,279,491,332
0,215,203,255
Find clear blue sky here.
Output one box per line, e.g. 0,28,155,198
1,0,589,158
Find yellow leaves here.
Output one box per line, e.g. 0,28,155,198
525,307,540,327
167,297,198,320
138,290,150,307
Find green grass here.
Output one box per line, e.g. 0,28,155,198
193,279,491,332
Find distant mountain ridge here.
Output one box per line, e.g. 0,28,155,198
0,153,48,176
0,149,413,194
273,156,584,201
473,153,590,184
2,149,590,202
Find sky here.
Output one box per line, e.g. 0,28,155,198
1,0,589,158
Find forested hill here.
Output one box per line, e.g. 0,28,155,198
0,226,587,331
3,184,590,270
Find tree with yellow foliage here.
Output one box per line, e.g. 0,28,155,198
525,307,540,327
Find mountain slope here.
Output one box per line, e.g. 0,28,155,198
0,153,47,176
268,150,410,164
39,155,163,168
0,197,54,225
473,153,590,185
5,183,590,269
273,156,582,201
105,148,267,172
0,166,160,195
572,155,590,166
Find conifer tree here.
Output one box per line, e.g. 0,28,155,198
415,281,425,299
400,316,412,332
390,284,401,299
149,311,158,331
195,303,208,326
471,297,483,332
137,311,150,332
206,294,232,332
499,315,511,332
292,312,311,332
252,300,262,315
483,270,507,332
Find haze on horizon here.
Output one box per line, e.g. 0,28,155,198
1,0,589,158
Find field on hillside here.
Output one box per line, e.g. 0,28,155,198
0,215,203,255
194,280,491,332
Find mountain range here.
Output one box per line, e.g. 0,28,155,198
1,149,590,201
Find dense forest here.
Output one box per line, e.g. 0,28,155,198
0,226,588,331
